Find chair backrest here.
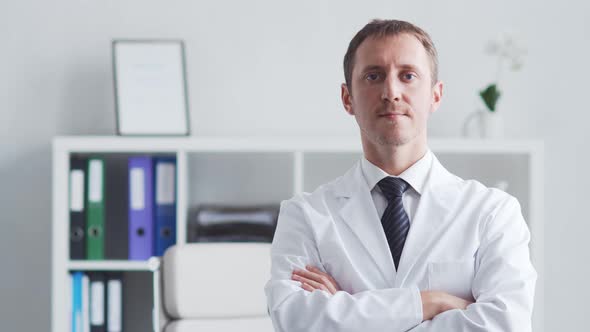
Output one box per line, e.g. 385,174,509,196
161,243,271,324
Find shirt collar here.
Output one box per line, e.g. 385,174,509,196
361,149,433,195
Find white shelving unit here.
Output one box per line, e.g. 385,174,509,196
52,136,544,332
67,259,159,272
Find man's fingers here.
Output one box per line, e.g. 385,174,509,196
306,265,340,292
292,266,342,295
301,282,314,292
292,274,325,291
293,269,331,293
307,265,331,278
293,268,325,285
294,266,338,287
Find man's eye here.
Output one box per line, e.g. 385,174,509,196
366,73,381,81
402,73,416,81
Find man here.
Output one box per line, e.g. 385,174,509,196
265,19,536,331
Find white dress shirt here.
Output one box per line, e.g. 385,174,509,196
360,149,433,222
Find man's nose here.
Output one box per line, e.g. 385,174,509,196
381,76,401,102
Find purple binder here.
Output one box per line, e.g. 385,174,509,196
128,156,154,260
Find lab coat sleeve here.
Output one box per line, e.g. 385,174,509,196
408,195,537,332
265,197,423,332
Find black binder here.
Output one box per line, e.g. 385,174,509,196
69,156,87,259
104,155,129,259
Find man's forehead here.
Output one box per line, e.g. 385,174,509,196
354,34,429,70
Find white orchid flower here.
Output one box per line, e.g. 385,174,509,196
479,32,527,112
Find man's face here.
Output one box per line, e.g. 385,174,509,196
342,33,443,147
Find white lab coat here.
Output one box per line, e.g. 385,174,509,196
265,154,536,332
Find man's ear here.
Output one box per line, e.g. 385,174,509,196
341,83,354,115
430,80,443,114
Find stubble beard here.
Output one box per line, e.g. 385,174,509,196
367,115,417,147
375,127,412,146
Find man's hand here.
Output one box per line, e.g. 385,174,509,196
291,265,341,295
420,291,473,321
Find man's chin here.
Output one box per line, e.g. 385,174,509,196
375,135,410,146
360,128,416,147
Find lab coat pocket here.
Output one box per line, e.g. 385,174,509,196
427,260,475,301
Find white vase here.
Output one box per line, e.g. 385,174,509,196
481,111,503,138
462,110,504,139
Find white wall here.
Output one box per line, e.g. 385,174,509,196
1,0,587,330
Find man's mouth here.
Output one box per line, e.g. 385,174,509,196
379,112,407,118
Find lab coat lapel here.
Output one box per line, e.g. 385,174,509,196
395,154,462,286
335,162,397,286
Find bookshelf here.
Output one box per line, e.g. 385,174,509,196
51,136,544,332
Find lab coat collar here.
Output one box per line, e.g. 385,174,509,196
360,149,433,196
334,150,455,198
334,152,462,286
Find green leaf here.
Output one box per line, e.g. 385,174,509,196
479,83,501,112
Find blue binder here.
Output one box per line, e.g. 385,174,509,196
128,156,154,260
72,272,83,332
153,157,177,256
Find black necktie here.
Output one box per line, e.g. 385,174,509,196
377,177,410,270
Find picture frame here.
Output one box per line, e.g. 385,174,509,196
112,40,190,136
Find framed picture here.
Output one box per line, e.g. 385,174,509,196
112,40,190,136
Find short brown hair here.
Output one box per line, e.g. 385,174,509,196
343,19,439,89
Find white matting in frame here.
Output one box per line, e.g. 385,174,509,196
113,40,190,135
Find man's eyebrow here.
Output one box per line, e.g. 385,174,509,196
359,65,385,73
397,63,422,73
359,63,423,73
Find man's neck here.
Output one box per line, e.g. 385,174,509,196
362,136,427,176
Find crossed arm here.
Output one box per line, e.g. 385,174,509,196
292,265,473,322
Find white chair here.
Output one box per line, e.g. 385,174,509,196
159,243,274,332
